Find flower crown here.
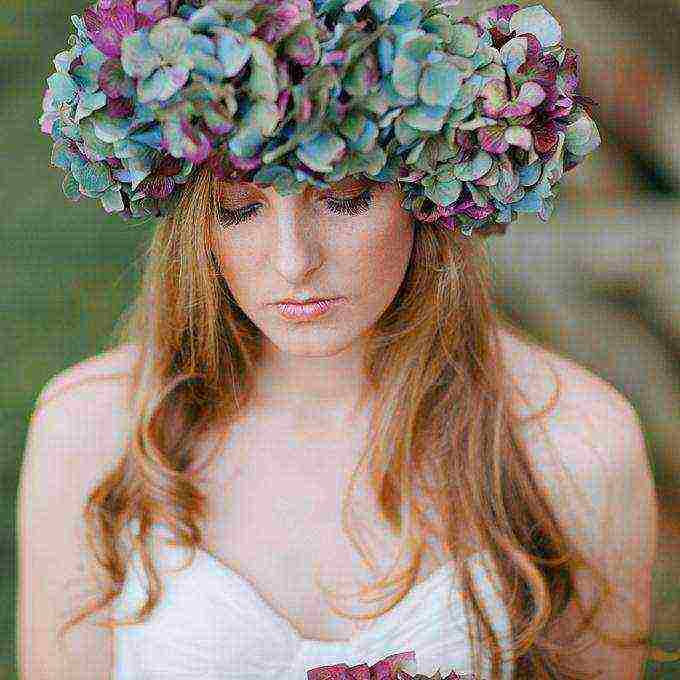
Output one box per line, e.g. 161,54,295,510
38,0,601,237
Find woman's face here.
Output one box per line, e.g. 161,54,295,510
211,175,414,361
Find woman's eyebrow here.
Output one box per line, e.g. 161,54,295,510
218,182,262,201
318,176,380,197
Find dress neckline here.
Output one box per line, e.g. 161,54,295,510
125,518,484,647
196,545,460,647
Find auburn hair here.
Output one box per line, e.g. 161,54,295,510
50,164,650,678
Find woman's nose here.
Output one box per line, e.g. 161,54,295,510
268,196,324,277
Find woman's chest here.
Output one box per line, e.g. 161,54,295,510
192,407,446,641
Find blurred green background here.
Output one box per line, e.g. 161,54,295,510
2,1,679,678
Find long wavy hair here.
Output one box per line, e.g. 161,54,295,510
50,164,650,678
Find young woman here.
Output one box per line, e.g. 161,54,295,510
20,1,657,678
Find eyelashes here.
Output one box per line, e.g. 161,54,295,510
328,188,374,216
219,203,263,228
218,188,375,230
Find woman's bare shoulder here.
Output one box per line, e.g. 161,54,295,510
498,324,636,431
38,342,141,410
497,324,652,534
497,334,656,678
32,343,142,473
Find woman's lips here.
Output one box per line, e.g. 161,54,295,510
274,297,347,322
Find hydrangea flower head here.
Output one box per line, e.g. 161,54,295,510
38,0,601,236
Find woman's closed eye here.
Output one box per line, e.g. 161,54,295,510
218,204,265,229
218,188,375,229
325,189,375,217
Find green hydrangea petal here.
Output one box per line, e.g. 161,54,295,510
92,111,133,143
121,32,162,80
74,160,112,195
419,62,462,107
100,186,125,212
74,91,108,123
47,73,77,104
338,110,367,142
370,0,403,22
421,14,454,43
149,18,192,61
230,16,256,36
349,118,379,153
509,5,562,48
80,117,115,159
392,55,421,99
215,28,252,77
51,142,75,171
400,102,448,131
450,74,482,110
424,176,462,206
248,39,279,102
448,23,479,57
296,132,346,173
393,116,421,145
138,65,190,104
454,149,493,181
248,99,280,135
188,5,226,31
564,113,601,157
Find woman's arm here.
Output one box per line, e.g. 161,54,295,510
17,356,131,679
520,353,659,679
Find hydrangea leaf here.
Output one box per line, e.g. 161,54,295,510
62,172,82,201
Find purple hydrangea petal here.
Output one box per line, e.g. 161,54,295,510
136,0,170,23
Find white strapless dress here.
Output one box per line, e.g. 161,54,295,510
111,520,515,679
